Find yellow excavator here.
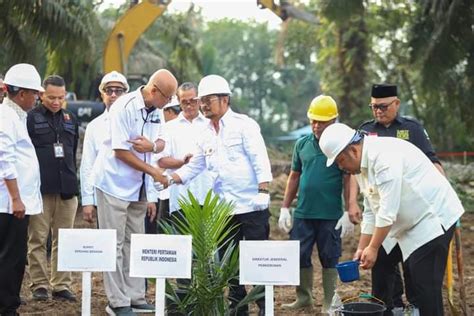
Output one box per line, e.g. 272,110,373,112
69,0,316,124
103,0,317,75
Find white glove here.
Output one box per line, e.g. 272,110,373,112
153,181,165,192
252,192,270,211
335,212,354,238
278,207,292,233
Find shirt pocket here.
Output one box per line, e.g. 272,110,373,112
225,135,243,161
34,123,51,135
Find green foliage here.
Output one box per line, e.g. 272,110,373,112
160,190,263,315
0,0,99,95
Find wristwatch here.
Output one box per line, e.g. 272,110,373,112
152,142,159,154
166,174,175,186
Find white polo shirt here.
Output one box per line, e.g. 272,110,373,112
158,112,213,213
356,136,464,260
80,110,108,206
0,99,42,215
175,109,273,215
93,88,162,202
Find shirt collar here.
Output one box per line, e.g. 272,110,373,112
3,98,27,120
134,86,148,111
177,112,207,124
374,114,402,128
220,108,233,127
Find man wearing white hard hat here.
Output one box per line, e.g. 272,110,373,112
166,75,272,316
92,69,177,315
80,71,129,224
319,123,464,316
0,63,43,316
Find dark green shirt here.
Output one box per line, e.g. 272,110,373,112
291,134,344,220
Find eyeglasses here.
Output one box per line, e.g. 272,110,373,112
200,96,220,106
180,99,199,106
153,84,173,102
369,99,396,111
104,87,125,96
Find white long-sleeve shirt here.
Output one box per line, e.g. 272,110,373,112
356,136,464,260
175,109,272,215
158,112,213,213
0,99,42,215
93,88,161,202
80,110,107,206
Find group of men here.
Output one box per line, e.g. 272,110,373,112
277,83,464,316
0,61,465,316
0,64,272,316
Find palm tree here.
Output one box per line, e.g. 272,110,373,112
0,0,99,94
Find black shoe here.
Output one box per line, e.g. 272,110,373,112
52,289,76,302
32,288,48,301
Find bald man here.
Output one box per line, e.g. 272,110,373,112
92,69,177,315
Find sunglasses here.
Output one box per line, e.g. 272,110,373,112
200,96,220,106
104,87,125,96
369,99,396,111
180,99,200,106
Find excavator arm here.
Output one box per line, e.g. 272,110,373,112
103,0,170,74
103,0,316,75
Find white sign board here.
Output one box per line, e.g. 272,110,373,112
129,234,192,279
240,240,299,285
58,229,116,272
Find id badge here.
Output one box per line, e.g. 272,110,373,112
53,143,65,158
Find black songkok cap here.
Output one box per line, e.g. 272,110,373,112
371,84,397,98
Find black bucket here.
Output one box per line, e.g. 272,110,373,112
339,302,386,315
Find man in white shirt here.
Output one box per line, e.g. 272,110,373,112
80,71,130,223
93,69,177,316
146,96,181,234
319,123,465,316
0,63,44,316
158,82,212,220
167,75,272,316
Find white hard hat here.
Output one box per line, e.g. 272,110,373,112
319,123,357,167
99,71,129,93
197,74,232,98
4,63,44,92
163,95,180,109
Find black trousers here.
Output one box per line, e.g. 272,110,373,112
372,246,414,313
373,224,455,316
220,209,270,315
0,214,29,314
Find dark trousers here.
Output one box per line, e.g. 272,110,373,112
373,224,455,316
372,245,406,314
0,214,29,314
220,209,270,315
290,218,341,269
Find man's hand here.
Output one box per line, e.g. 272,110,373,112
360,246,378,270
183,153,193,164
147,202,157,223
82,205,95,223
278,207,292,233
128,136,154,153
347,202,362,224
12,197,26,219
335,212,355,238
252,192,270,211
353,248,364,261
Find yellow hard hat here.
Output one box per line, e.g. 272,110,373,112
307,95,338,121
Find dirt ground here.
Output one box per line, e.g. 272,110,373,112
17,209,474,315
